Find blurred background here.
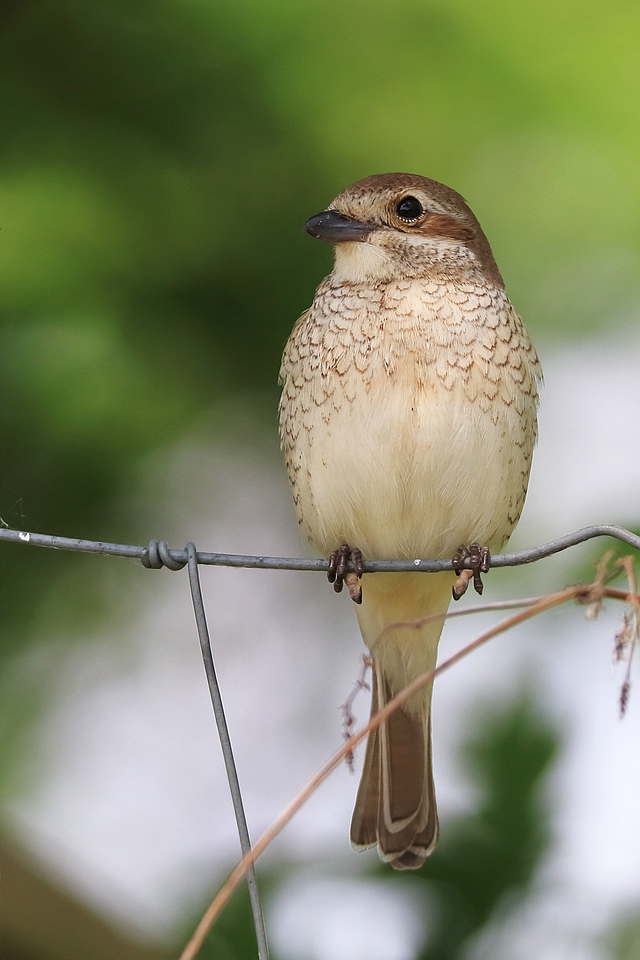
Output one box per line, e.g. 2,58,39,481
1,1,640,958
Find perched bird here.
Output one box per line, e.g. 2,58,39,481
279,174,541,869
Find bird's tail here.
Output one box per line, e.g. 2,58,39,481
350,571,452,869
350,660,438,869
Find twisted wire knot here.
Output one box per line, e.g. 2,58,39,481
141,539,187,571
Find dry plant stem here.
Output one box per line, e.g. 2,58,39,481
341,655,373,771
179,584,585,960
603,587,640,603
617,559,640,716
399,595,547,632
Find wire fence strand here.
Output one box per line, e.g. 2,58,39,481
2,521,639,960
186,543,269,960
0,522,638,571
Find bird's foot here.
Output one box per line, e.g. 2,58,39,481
452,543,491,599
327,543,364,604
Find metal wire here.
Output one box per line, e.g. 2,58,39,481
0,523,638,571
1,520,638,960
185,543,269,960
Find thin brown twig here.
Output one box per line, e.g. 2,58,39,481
375,594,555,642
341,655,372,772
617,558,640,716
601,587,640,603
442,595,547,618
376,594,548,635
584,550,615,619
179,584,585,960
339,597,548,763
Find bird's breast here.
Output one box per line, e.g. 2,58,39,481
279,277,540,561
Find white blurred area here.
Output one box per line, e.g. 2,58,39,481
3,329,640,958
270,873,429,960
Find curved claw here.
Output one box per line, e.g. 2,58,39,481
327,543,363,603
452,543,492,599
452,544,469,578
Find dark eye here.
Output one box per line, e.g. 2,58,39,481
395,196,424,223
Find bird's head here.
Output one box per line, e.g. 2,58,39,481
304,173,503,287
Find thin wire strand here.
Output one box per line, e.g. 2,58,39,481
186,543,269,960
0,523,638,571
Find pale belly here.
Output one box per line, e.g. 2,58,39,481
291,370,529,562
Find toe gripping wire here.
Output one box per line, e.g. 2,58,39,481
142,540,269,960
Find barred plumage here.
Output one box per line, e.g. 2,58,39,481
279,173,541,868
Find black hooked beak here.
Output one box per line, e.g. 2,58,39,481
304,209,374,243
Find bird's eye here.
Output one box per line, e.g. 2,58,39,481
395,196,424,223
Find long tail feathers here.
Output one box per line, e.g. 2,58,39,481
350,663,438,870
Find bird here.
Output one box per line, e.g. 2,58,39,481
278,173,541,869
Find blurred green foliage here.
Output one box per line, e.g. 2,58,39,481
1,0,639,657
609,915,640,960
0,1,638,956
0,0,331,661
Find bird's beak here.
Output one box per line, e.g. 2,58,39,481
304,210,374,243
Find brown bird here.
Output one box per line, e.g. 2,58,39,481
279,174,541,869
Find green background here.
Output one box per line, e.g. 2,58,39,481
0,1,639,957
